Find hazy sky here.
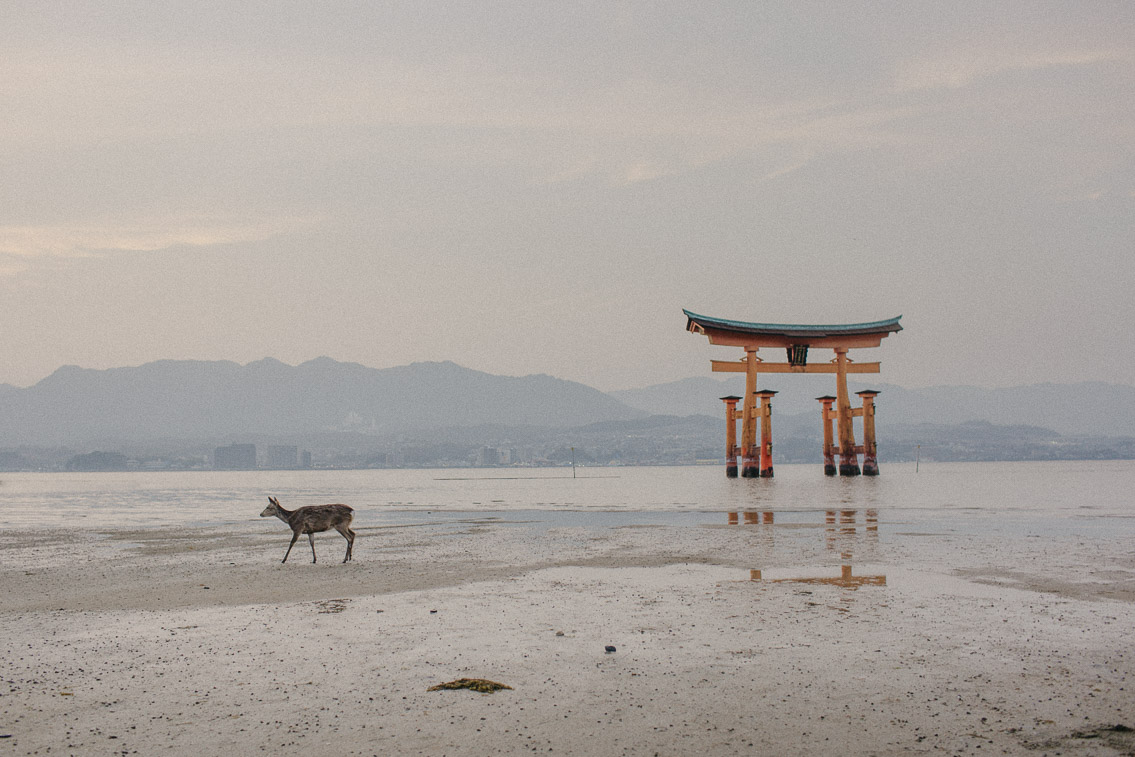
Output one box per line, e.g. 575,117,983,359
2,2,1133,391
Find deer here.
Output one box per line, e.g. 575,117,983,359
259,496,355,564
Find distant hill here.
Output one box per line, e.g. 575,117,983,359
0,358,646,446
610,377,1135,437
3,357,1133,467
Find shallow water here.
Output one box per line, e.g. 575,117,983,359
0,460,1132,531
3,461,1133,757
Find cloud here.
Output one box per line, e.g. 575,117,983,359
0,215,323,268
1,36,906,184
762,156,812,182
617,161,676,186
893,47,1131,92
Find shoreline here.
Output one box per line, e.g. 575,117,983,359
2,513,1134,755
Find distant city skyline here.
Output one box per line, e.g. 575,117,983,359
2,2,1132,391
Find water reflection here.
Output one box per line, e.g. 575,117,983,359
726,509,886,590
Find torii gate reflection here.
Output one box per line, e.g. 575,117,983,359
726,509,886,588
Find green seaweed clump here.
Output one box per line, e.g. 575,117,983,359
427,678,513,693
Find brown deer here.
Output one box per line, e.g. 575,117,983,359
259,496,355,564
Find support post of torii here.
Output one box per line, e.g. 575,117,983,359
857,390,880,475
834,348,859,476
816,395,837,476
720,395,741,477
741,351,760,477
683,310,902,477
756,389,777,477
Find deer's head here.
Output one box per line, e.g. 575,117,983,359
260,496,282,518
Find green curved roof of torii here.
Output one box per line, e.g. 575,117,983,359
684,309,902,339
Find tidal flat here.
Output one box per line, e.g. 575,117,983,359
1,463,1134,755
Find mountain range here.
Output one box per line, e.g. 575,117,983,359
1,357,1132,453
0,358,644,446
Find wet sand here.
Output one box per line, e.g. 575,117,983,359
2,512,1133,756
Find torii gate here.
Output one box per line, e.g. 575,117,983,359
684,310,902,477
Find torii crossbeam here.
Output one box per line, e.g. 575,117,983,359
684,310,902,477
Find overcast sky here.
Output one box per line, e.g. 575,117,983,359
2,2,1132,391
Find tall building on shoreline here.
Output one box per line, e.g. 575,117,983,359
266,445,298,469
214,443,256,470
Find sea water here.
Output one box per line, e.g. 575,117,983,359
0,461,1132,533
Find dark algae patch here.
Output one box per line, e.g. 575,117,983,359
428,678,513,693
1071,724,1134,739
1027,724,1135,752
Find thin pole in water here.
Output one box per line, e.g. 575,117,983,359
916,444,920,473
571,447,576,478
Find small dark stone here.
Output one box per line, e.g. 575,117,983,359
604,645,616,653
430,610,437,614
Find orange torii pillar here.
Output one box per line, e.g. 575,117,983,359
755,389,777,477
740,350,760,478
720,395,741,477
833,347,860,476
816,395,837,476
857,390,880,476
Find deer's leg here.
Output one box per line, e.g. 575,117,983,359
282,531,300,563
308,532,317,563
336,525,355,562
